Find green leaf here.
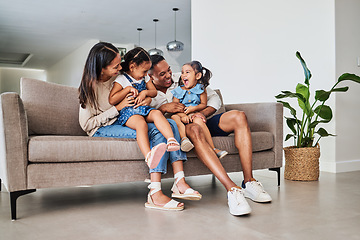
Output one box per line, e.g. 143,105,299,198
332,87,349,92
285,134,295,141
296,83,310,114
314,105,332,121
338,73,360,83
315,90,330,101
277,101,297,116
315,128,336,137
286,118,297,134
296,51,312,85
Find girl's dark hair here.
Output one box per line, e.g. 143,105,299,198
78,42,119,109
120,47,151,72
180,60,212,88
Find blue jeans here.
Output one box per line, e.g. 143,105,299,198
93,119,186,174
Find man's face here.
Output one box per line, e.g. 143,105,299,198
150,60,173,89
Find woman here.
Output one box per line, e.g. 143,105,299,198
78,42,201,211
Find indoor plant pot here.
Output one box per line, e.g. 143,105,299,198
276,52,360,181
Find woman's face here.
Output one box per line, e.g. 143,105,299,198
181,64,200,89
129,61,151,80
101,53,122,81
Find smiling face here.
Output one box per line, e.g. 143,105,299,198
181,64,201,89
150,60,173,92
129,60,151,80
101,53,122,81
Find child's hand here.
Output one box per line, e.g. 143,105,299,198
191,112,207,123
134,91,147,105
115,93,135,111
184,106,196,114
181,115,191,124
126,86,138,98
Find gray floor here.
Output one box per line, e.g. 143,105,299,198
1,170,359,240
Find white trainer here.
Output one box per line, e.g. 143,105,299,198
227,186,252,216
243,180,272,203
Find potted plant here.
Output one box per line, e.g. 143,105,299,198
275,51,360,181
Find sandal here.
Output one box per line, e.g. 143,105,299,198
180,137,194,152
145,182,184,211
145,143,167,169
171,171,202,200
166,137,180,152
214,148,228,159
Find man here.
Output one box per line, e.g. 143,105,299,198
148,55,272,216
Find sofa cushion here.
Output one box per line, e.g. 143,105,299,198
20,78,86,136
28,132,273,163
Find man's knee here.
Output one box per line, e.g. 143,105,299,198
226,110,248,127
185,123,203,139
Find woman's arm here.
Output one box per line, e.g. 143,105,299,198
80,93,135,134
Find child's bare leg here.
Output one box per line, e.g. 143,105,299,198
126,115,150,157
146,110,174,139
171,114,187,139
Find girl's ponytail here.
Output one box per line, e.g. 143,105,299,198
185,61,212,88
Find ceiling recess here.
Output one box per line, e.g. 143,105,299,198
0,52,33,67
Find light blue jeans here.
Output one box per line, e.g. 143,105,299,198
93,119,186,174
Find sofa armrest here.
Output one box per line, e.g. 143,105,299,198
225,102,283,167
0,93,29,192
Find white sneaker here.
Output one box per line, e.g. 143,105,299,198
227,186,252,216
243,180,272,203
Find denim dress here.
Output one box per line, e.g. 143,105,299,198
116,73,154,125
171,83,204,107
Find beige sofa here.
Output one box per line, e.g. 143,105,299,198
0,78,283,220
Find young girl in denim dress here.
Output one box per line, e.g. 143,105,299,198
171,61,228,159
109,47,180,169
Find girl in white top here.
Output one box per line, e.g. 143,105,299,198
109,47,181,166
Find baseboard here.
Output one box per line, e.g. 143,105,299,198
335,159,360,173
320,159,360,173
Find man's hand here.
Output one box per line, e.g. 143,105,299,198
191,112,207,123
158,102,185,114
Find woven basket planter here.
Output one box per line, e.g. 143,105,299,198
283,145,320,181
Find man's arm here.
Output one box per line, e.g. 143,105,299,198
158,102,186,115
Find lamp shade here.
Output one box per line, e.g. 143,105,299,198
166,40,184,52
148,48,164,56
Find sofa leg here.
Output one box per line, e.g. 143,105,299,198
10,189,36,220
0,178,2,191
269,168,281,186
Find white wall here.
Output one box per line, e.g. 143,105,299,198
335,0,360,172
47,39,99,87
191,0,344,172
0,67,46,93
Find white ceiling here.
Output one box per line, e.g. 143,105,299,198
0,0,191,69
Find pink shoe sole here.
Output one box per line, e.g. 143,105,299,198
146,143,167,169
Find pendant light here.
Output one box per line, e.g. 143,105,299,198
166,8,184,52
148,19,163,56
136,28,142,47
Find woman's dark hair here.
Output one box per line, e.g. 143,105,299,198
120,47,151,72
180,60,212,88
78,42,119,109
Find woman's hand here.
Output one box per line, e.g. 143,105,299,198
115,93,135,111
